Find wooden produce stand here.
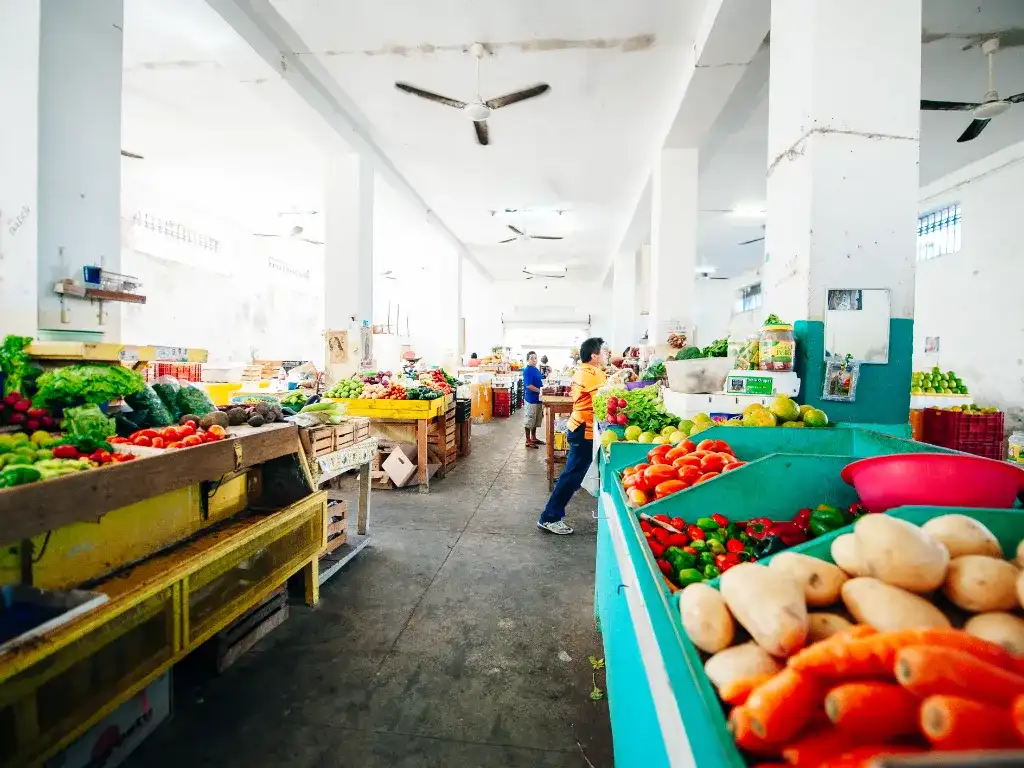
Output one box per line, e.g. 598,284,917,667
0,423,324,767
326,396,456,493
298,419,377,593
541,394,575,491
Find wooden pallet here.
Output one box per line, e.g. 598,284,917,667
215,587,289,673
299,425,336,458
324,500,348,553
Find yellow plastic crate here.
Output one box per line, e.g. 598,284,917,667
325,397,445,419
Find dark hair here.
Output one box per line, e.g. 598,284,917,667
470,352,478,359
580,337,604,364
540,355,548,364
527,350,537,358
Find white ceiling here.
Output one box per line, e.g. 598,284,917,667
695,0,1024,279
268,0,704,279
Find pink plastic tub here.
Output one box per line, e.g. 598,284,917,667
841,453,1024,513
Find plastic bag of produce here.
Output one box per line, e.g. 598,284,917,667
733,335,760,370
175,383,216,416
124,383,175,427
151,376,181,421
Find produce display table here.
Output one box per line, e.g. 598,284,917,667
541,394,574,491
0,422,324,766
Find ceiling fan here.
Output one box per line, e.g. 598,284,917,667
499,224,563,244
921,37,1024,143
739,225,765,246
395,42,550,146
696,266,727,281
253,224,323,246
523,266,567,280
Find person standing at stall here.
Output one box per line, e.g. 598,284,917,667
522,351,544,449
537,337,608,535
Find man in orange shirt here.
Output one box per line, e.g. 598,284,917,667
538,337,608,535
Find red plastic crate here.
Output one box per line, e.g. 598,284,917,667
922,408,1004,459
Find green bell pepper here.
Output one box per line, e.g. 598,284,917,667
702,564,721,580
707,538,726,556
0,465,41,486
698,551,715,568
809,506,848,538
695,517,720,531
690,539,707,552
676,568,704,587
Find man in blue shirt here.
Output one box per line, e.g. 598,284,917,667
522,351,544,449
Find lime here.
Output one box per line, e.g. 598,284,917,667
651,435,668,445
661,425,677,438
803,408,829,428
925,387,936,394
781,421,805,428
798,403,814,420
601,430,619,446
769,395,800,422
677,419,694,434
667,431,686,443
693,412,713,425
638,431,656,444
911,387,923,395
689,423,708,436
624,425,642,441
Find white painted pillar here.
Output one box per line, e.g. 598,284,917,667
763,0,921,323
324,154,375,379
0,1,41,337
649,149,698,348
37,0,125,337
612,250,638,352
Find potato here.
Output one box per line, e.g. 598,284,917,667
703,642,782,692
1017,539,1024,569
964,612,1024,656
853,515,949,592
769,552,848,607
921,514,1002,559
943,555,1018,612
807,613,854,644
842,577,951,631
831,534,870,577
720,563,808,657
678,583,735,653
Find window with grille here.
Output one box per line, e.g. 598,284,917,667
735,282,763,313
917,204,961,261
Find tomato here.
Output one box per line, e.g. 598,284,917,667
666,532,689,548
632,474,653,493
649,453,673,466
202,432,219,443
165,441,184,450
644,465,678,485
108,437,128,444
673,455,703,470
713,440,735,456
723,461,746,472
649,540,666,558
622,473,640,490
657,559,672,576
647,444,672,463
652,514,670,523
680,440,696,454
180,435,203,447
700,454,728,474
179,423,197,437
696,439,717,453
639,520,652,533
632,463,651,475
670,516,686,531
665,444,691,462
696,472,720,484
690,450,711,460
652,527,672,544
150,437,166,449
131,435,152,447
677,465,703,484
626,488,649,507
161,427,180,441
654,479,688,499
137,429,160,440
622,465,638,477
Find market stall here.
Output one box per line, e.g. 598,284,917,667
541,392,574,491
0,335,328,766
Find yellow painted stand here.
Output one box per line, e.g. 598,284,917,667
326,396,447,419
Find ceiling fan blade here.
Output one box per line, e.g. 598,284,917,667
507,225,525,236
920,99,980,111
738,237,765,246
957,118,990,143
485,84,550,110
529,235,563,240
474,119,489,146
301,238,324,245
1007,92,1024,103
253,233,281,238
498,237,517,244
121,149,144,160
395,82,466,109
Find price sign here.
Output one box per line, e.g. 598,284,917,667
118,346,140,363
155,346,189,362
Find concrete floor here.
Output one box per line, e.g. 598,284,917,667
126,416,614,768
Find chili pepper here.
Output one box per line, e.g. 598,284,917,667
745,517,772,540
766,521,809,547
649,541,666,558
52,444,79,460
657,560,672,576
695,517,720,531
670,517,686,530
725,538,745,554
673,551,697,570
676,568,704,587
653,527,672,545
715,552,743,571
682,546,697,557
639,520,652,533
702,564,721,580
755,535,789,558
705,528,725,544
665,533,689,548
711,513,729,528
809,506,849,538
653,514,670,524
689,539,707,552
792,507,813,532
848,502,865,518
698,551,715,568
707,538,726,556
687,525,706,541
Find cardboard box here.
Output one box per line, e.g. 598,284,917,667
380,443,440,488
47,672,172,768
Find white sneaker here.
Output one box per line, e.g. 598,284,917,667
537,520,574,535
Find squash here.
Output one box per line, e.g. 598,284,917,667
678,583,734,654
720,563,808,657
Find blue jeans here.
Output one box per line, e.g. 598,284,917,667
540,423,592,523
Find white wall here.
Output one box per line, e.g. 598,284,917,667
691,268,764,347
462,258,501,359
915,139,1024,433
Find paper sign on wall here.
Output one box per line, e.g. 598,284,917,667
327,330,349,363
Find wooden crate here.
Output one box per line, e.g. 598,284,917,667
334,421,355,450
324,500,348,553
348,416,371,442
214,587,289,673
456,421,471,457
299,425,336,458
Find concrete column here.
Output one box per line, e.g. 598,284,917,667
0,1,40,336
612,250,638,351
324,154,374,379
764,0,920,322
37,0,125,337
649,148,697,348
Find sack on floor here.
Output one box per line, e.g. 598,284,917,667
581,458,600,498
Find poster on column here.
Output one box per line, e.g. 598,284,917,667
360,324,374,369
327,330,349,363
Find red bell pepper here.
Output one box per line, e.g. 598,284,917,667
745,517,772,540
686,524,706,541
649,540,666,558
766,521,809,547
670,517,686,531
666,533,689,548
656,560,672,575
711,513,729,528
725,538,745,554
715,552,742,571
52,444,79,460
793,507,813,532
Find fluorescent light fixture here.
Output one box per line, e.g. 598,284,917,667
525,264,567,276
731,204,766,218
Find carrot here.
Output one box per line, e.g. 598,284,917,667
720,673,777,706
816,744,925,768
780,726,860,767
743,668,822,743
824,681,919,740
790,628,1019,680
895,645,1024,706
728,706,780,755
920,694,1021,751
1013,694,1024,741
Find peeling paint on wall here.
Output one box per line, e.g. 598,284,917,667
302,34,656,58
